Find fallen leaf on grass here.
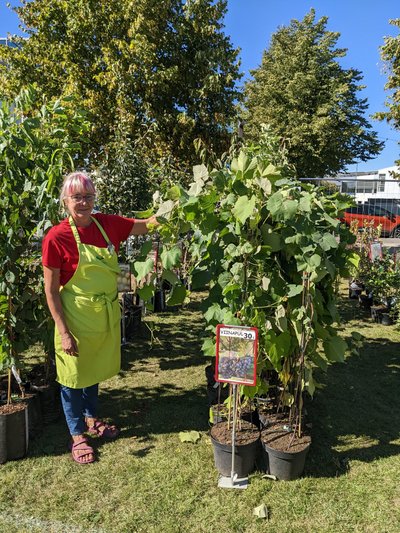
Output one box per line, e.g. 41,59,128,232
253,504,269,519
179,431,201,444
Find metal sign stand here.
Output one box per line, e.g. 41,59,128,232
218,384,249,490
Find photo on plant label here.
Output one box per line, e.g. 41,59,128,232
215,325,258,386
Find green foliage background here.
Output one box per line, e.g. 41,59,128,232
375,18,400,167
0,0,242,171
0,87,89,371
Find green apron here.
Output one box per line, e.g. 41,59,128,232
54,216,121,388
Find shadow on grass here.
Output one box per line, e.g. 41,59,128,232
29,297,210,460
99,297,210,445
100,383,209,437
338,292,375,327
306,335,400,478
120,306,207,373
32,290,400,476
28,380,210,460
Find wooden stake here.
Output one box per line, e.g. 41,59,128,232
227,384,232,430
7,368,12,405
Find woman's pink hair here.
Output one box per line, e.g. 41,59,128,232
60,171,95,207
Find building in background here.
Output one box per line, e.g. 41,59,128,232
0,37,20,48
335,166,400,203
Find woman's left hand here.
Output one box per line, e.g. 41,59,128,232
130,216,159,236
146,216,159,229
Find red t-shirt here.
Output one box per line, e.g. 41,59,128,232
42,213,135,286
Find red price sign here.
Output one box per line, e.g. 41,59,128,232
215,324,258,386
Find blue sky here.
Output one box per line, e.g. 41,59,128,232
1,0,399,171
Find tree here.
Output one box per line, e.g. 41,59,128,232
376,18,400,166
243,9,383,179
92,122,155,217
0,0,241,170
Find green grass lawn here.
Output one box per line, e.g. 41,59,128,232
0,288,399,533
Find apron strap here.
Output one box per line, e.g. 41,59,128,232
68,216,115,253
91,216,113,246
68,216,81,244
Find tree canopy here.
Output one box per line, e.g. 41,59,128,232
243,9,383,179
376,18,400,166
0,0,241,170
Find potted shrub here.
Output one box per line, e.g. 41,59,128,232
259,273,313,480
142,131,360,480
347,219,381,308
210,385,260,478
363,252,400,325
0,296,29,464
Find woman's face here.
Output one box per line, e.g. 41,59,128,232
64,189,96,225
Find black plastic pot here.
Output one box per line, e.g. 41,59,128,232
0,403,29,464
381,313,393,326
153,290,166,312
0,415,6,464
132,305,143,328
358,294,372,310
26,393,43,439
210,425,260,477
371,305,386,323
32,382,61,425
123,304,143,339
261,440,310,480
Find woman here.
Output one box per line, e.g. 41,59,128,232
42,171,157,464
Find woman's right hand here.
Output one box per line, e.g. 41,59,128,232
61,332,78,356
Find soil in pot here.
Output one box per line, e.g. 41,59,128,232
210,420,260,477
256,407,285,430
261,421,311,481
0,402,29,463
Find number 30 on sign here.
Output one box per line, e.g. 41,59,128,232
215,324,258,386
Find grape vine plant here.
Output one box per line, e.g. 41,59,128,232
132,133,362,437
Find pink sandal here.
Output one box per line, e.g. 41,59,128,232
86,420,119,439
70,437,95,465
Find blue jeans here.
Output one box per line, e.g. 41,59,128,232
60,384,98,436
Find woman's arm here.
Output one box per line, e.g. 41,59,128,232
129,216,158,236
43,266,78,356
